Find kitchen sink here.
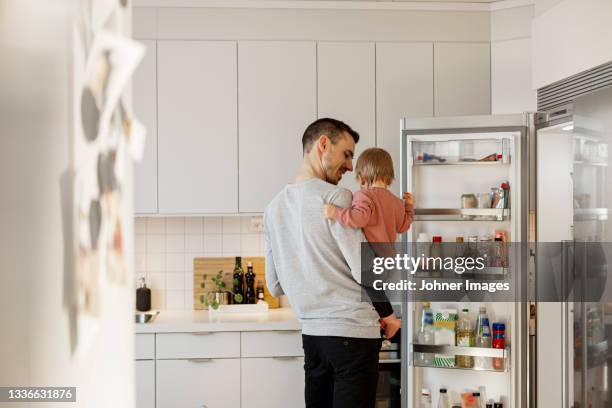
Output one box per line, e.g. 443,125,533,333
135,311,159,324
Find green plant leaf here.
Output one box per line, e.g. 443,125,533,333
212,301,219,310
232,279,239,286
199,294,205,304
220,282,226,289
234,294,243,303
200,282,205,289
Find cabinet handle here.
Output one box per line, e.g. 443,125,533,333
272,356,299,360
187,358,213,363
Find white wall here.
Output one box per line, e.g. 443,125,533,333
491,4,537,113
0,1,135,407
533,0,612,89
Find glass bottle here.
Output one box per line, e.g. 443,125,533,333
456,308,474,368
474,306,492,370
245,261,256,304
232,256,244,304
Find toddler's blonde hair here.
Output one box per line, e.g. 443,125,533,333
355,147,394,186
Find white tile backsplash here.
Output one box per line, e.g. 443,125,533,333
135,215,264,310
204,217,222,234
185,217,203,234
222,217,242,234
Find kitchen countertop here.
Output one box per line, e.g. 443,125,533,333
134,308,302,334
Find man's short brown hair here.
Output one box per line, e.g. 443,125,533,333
355,147,394,185
302,118,360,154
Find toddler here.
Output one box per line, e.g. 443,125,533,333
324,147,414,243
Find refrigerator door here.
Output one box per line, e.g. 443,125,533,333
536,87,612,408
401,114,531,408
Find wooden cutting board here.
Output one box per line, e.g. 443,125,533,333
193,257,280,310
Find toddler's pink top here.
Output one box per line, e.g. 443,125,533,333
333,187,413,243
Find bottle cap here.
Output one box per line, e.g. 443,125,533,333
492,322,506,331
462,308,469,313
421,388,431,395
247,261,253,267
456,236,464,243
439,388,447,393
422,301,431,308
493,403,503,408
432,236,442,242
417,233,429,241
473,392,480,396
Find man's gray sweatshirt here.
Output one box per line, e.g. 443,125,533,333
264,178,380,339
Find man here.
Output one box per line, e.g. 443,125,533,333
264,118,401,408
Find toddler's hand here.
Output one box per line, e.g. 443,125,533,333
323,204,336,219
403,192,414,208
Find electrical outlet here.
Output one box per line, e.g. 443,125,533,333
250,216,264,232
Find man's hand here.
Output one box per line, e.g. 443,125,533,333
323,204,336,219
403,192,414,208
380,314,401,340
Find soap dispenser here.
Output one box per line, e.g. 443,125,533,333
136,277,151,312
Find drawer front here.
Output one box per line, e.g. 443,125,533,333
241,331,304,357
135,334,155,360
157,358,240,408
241,357,305,408
156,332,240,359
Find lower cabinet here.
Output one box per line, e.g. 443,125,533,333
156,358,240,408
241,357,305,408
135,360,155,408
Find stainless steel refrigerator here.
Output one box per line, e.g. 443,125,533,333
397,87,612,407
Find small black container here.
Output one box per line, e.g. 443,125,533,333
136,277,151,312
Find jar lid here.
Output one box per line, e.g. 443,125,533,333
492,322,506,330
432,236,442,242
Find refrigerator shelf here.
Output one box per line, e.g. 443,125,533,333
413,159,509,166
414,208,509,221
574,208,609,221
410,344,510,372
412,267,508,280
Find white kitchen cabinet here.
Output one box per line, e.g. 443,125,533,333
136,360,155,408
241,331,303,358
376,42,434,196
133,39,158,214
317,42,375,192
157,41,238,214
241,357,304,408
434,42,491,117
156,358,240,408
238,41,317,212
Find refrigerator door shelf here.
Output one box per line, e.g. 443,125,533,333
412,267,508,280
414,208,509,222
410,344,510,372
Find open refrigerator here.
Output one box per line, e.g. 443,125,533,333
399,114,532,408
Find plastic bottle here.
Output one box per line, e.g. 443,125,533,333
431,236,443,273
417,233,430,271
474,306,492,369
437,388,450,408
492,323,506,370
420,388,432,408
417,302,435,365
456,308,474,368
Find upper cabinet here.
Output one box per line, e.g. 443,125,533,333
376,42,434,196
317,42,376,192
434,42,491,117
238,41,317,213
133,40,158,214
157,41,238,214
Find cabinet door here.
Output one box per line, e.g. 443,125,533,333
376,42,434,196
135,360,155,408
157,41,238,214
434,43,491,117
133,39,158,214
238,41,317,212
241,357,305,408
317,42,375,192
156,358,240,408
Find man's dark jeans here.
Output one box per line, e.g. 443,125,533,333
302,334,381,408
